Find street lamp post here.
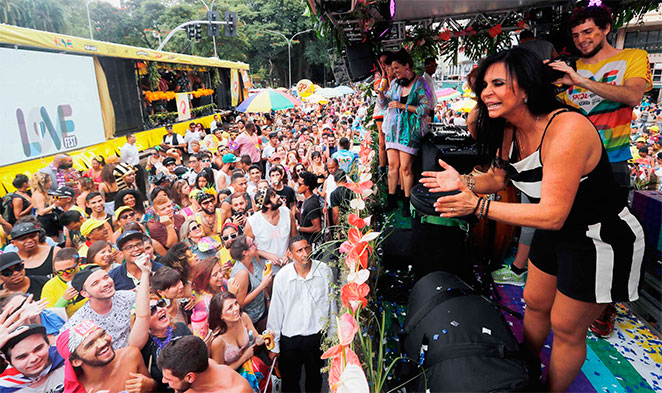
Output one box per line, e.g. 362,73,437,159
86,0,94,40
264,29,313,89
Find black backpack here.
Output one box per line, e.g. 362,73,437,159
401,272,540,392
1,193,22,225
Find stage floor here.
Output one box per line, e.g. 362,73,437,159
497,284,662,393
382,201,661,392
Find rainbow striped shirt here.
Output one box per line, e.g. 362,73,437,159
558,49,652,163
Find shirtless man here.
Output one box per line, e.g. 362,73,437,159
56,320,156,393
158,335,252,393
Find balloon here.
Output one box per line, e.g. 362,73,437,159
202,134,219,153
296,79,314,98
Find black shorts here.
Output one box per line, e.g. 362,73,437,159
529,207,645,304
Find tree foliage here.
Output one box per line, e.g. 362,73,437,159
0,0,333,87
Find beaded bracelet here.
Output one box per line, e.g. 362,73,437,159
484,199,491,219
464,173,476,191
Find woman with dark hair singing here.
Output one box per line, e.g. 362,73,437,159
421,47,644,392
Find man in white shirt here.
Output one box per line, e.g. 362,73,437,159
423,57,438,121
210,114,222,131
120,134,140,166
119,133,145,194
184,122,201,154
266,235,335,393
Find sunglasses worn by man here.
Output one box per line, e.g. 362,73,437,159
1,263,24,277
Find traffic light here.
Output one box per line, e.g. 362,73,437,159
194,23,202,41
207,11,220,37
186,24,195,40
224,11,237,37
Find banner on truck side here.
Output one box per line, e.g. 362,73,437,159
0,47,106,166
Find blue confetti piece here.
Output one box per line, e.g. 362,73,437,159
442,329,448,334
433,334,439,340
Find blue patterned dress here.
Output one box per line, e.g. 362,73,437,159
379,76,431,155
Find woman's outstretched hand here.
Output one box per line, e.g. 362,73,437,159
420,159,462,192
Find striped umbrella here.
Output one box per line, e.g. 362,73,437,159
436,88,461,101
236,89,301,113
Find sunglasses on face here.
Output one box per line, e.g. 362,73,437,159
1,263,24,277
119,211,136,220
150,298,170,315
189,224,202,232
55,262,79,277
221,232,238,242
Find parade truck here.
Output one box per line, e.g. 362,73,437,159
0,24,250,195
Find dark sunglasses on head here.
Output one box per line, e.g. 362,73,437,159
221,233,238,242
55,261,79,277
1,263,24,277
150,298,170,315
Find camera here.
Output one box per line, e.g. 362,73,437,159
547,54,578,82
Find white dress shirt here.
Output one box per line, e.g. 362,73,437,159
266,260,336,353
120,143,140,165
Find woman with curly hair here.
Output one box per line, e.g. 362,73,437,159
113,189,146,217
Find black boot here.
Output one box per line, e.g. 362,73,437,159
401,196,411,217
385,194,397,212
397,187,405,201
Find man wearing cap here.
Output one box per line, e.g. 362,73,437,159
111,206,141,244
162,123,186,153
632,136,648,160
41,248,88,318
0,252,48,300
214,153,238,190
56,320,156,393
0,324,65,392
77,218,111,259
48,185,75,214
158,335,252,393
63,266,135,350
109,231,163,290
162,156,177,177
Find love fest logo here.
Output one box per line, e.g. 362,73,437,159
15,104,78,158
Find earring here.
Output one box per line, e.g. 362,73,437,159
523,97,528,104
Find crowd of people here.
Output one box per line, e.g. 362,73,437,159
0,97,368,392
0,3,656,393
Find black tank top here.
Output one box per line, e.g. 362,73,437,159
25,246,55,278
505,110,623,230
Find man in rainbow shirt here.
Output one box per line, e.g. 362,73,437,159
548,5,652,339
551,5,651,194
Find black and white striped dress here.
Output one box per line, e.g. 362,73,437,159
504,110,644,303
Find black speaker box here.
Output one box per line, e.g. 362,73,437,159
344,43,376,82
421,136,481,174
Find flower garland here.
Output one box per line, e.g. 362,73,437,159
143,88,215,103
321,127,380,393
